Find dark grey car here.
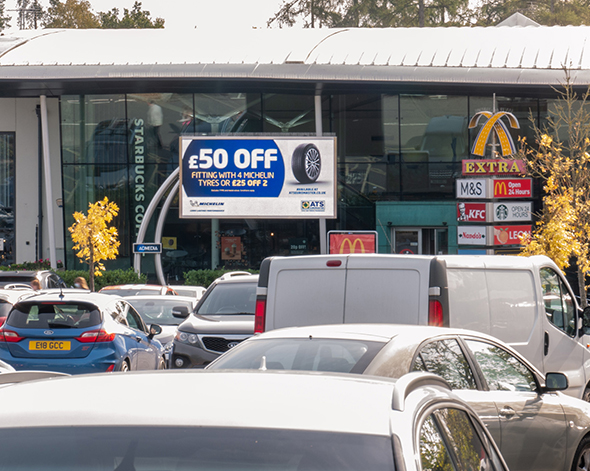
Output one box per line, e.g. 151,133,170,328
170,274,257,368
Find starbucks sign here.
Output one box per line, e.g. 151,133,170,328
493,202,531,222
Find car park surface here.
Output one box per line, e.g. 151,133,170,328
208,323,590,471
171,274,258,368
0,369,508,471
99,284,178,296
0,290,166,374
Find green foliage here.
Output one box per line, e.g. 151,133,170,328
87,267,147,291
44,0,100,28
183,269,259,288
0,259,63,271
99,1,164,28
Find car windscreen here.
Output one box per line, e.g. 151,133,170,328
7,301,102,329
209,338,386,374
127,299,193,326
197,283,256,315
0,426,395,471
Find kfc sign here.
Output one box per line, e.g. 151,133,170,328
493,178,532,198
457,203,486,222
457,226,488,246
493,225,532,245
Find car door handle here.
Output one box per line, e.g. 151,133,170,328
499,406,516,419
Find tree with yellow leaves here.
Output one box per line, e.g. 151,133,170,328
519,72,590,307
68,197,120,291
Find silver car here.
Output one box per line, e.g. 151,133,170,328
0,368,508,471
171,274,258,368
208,323,590,471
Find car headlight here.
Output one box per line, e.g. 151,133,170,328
176,331,200,346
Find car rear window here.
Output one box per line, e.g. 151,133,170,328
0,276,34,287
7,302,102,329
0,426,395,471
197,283,256,315
126,298,194,326
209,338,385,374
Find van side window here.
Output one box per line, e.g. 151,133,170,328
412,339,477,390
540,268,576,337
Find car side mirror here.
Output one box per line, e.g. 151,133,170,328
544,372,568,392
148,324,162,339
172,306,190,319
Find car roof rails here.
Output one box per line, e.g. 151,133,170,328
0,370,70,386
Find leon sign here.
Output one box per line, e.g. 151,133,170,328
493,225,531,245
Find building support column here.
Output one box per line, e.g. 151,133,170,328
314,92,327,254
39,96,57,269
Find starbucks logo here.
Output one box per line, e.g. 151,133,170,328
496,204,509,221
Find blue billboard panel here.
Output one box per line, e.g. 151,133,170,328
180,137,336,219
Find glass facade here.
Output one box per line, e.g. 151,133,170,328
60,91,542,279
0,133,14,266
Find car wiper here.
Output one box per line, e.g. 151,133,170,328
46,321,74,328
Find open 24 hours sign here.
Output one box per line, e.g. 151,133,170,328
180,137,337,219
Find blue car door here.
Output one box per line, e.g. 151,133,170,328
123,302,158,370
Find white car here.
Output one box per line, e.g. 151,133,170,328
168,285,206,300
0,369,508,471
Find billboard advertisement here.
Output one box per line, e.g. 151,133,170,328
492,178,532,198
457,226,488,246
180,137,336,218
492,202,532,222
328,231,377,254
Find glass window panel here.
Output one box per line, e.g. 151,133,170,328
61,95,126,165
420,414,455,471
262,94,316,133
412,339,477,389
465,340,536,392
0,132,14,266
540,267,576,336
400,95,468,199
193,93,255,134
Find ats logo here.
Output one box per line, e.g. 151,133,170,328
301,201,325,212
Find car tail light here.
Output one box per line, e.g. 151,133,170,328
0,317,6,327
254,296,266,333
428,300,443,327
106,364,115,372
0,329,24,343
75,330,115,343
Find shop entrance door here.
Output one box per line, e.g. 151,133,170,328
392,228,448,255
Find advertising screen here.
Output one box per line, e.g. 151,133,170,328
180,137,336,218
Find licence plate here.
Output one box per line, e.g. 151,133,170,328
29,340,71,351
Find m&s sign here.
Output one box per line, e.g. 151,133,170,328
328,232,377,254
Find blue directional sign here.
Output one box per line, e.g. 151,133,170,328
133,243,162,254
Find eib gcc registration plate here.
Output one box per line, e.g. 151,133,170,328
29,340,71,351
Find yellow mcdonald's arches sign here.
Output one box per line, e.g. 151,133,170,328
494,180,508,197
469,111,520,157
328,232,377,254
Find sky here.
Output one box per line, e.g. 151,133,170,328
4,0,286,31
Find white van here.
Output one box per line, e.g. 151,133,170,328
255,253,590,400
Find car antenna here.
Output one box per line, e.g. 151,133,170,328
59,284,64,300
258,356,267,371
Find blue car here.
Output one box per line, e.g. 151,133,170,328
0,290,166,374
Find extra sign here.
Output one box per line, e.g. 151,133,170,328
462,159,526,176
180,137,337,219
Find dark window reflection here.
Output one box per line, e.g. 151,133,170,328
0,132,14,266
413,339,477,389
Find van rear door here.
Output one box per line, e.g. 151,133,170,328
265,255,348,330
344,255,431,324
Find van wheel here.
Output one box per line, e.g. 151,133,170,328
292,143,321,184
572,436,590,471
583,388,590,402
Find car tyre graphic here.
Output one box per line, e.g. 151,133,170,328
292,143,321,184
